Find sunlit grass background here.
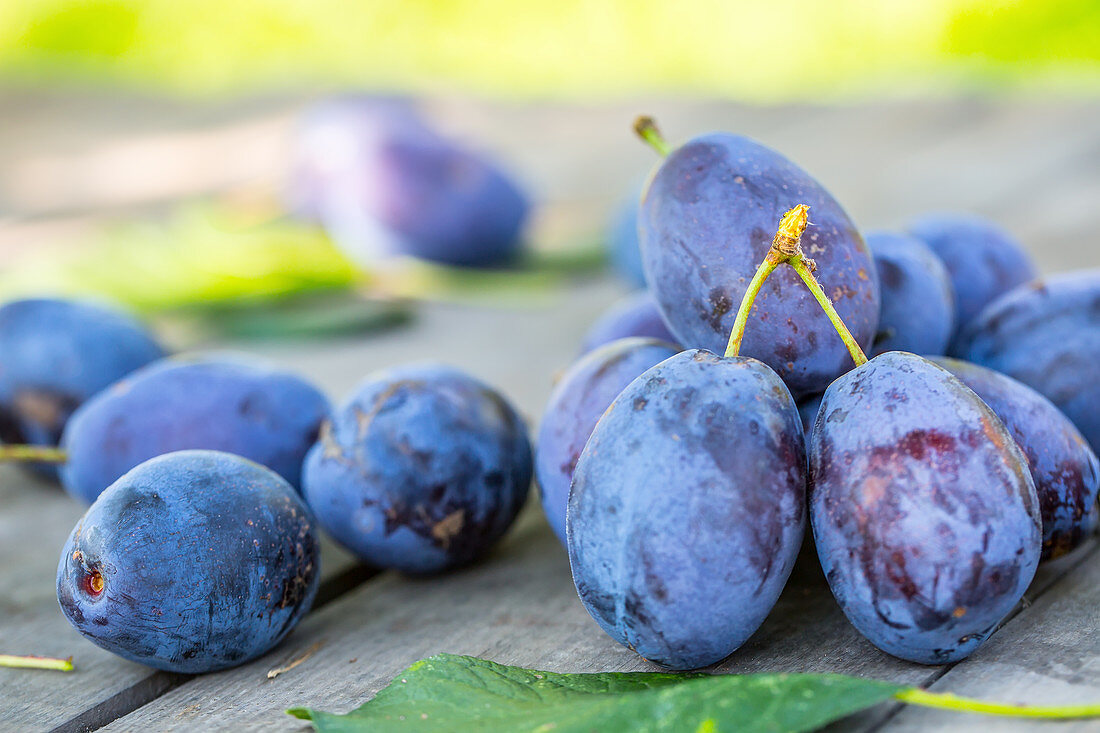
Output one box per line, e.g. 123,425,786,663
1,0,1098,99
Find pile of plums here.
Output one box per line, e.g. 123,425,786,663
542,123,1099,669
1,298,531,673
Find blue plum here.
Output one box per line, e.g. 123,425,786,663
57,450,320,673
302,364,531,574
568,350,806,669
906,212,1035,340
930,357,1099,561
0,298,165,476
580,292,678,354
61,355,329,503
810,352,1040,664
535,337,679,545
954,271,1100,455
606,192,646,288
867,231,955,356
639,133,878,398
288,96,529,267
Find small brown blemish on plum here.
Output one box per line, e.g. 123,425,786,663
431,509,466,549
706,288,733,332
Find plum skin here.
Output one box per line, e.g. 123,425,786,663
906,212,1035,341
930,357,1099,560
60,355,330,503
302,363,532,574
810,352,1041,664
867,231,955,356
568,350,806,670
954,271,1100,455
579,292,678,354
640,132,878,398
0,298,165,476
535,337,679,544
56,450,320,674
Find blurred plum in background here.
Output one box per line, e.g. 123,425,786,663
287,96,530,268
579,291,678,354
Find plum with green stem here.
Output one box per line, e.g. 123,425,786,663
795,263,1041,663
634,117,878,398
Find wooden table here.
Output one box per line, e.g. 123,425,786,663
1,94,1098,732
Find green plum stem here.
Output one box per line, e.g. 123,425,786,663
0,654,74,672
724,252,783,358
633,116,671,157
0,445,68,464
789,256,868,367
896,687,1100,719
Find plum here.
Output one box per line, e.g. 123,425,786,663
61,355,329,503
568,350,806,669
288,96,529,268
639,132,878,398
606,192,646,288
930,357,1099,561
302,363,531,574
809,351,1040,664
867,231,955,356
535,337,679,545
954,271,1100,454
580,292,678,354
57,450,319,673
0,298,165,476
906,212,1035,340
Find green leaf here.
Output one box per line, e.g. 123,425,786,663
286,653,902,733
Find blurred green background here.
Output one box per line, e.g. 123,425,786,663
2,0,1098,338
2,0,1098,99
